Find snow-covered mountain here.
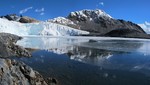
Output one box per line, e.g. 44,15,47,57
50,9,145,36
68,9,112,20
0,18,89,36
138,22,150,34
49,9,112,23
49,9,113,29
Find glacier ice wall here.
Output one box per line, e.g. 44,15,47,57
0,18,89,36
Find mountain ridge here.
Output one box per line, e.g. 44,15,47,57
0,9,150,39
49,9,149,38
0,14,39,23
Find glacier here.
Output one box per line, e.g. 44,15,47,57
0,18,89,36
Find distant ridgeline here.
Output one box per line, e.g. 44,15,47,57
0,14,39,23
0,9,150,38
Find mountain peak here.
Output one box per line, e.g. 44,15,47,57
68,9,112,20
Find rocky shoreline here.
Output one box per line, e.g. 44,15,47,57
0,33,31,58
0,33,57,85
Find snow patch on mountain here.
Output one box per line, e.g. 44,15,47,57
48,9,113,30
69,9,112,20
48,17,75,25
138,21,150,34
0,18,89,36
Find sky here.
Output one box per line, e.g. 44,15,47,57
0,0,149,23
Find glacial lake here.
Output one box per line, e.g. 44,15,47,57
15,36,150,85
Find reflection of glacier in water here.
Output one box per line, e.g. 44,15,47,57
17,36,89,49
17,36,150,54
16,36,150,85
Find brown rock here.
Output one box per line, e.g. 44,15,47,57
19,16,39,23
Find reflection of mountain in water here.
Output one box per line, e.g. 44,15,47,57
47,39,143,55
67,46,113,64
65,40,143,65
63,41,150,77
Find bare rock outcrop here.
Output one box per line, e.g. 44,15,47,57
1,14,39,23
0,33,31,58
0,59,48,85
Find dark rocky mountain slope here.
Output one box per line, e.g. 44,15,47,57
67,9,145,34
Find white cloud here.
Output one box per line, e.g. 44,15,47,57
35,8,44,12
35,8,45,16
99,2,104,6
19,7,33,14
40,12,45,15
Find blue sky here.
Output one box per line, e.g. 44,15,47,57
0,0,149,23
